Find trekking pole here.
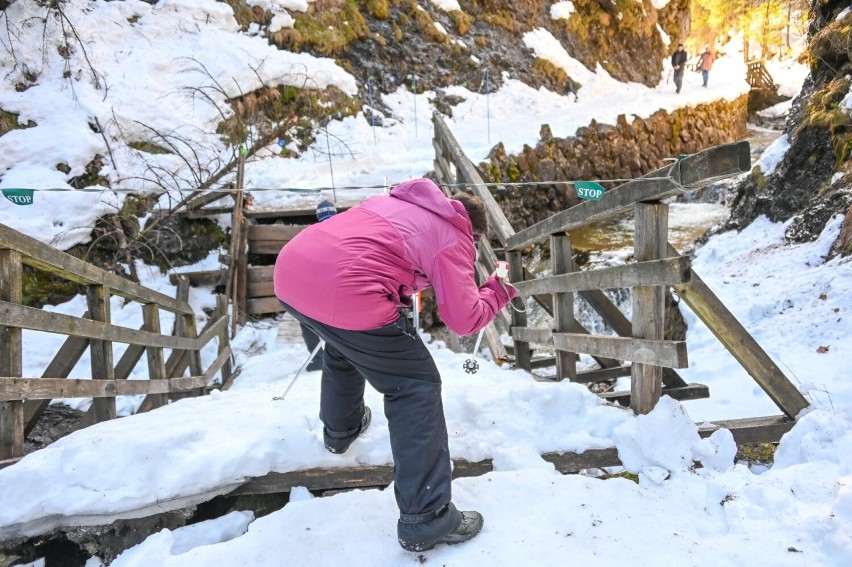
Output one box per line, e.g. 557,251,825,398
461,261,511,375
274,339,325,401
463,328,486,374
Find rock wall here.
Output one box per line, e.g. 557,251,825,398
479,96,748,230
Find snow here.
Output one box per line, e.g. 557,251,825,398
1,1,850,565
755,133,790,175
550,1,575,20
429,0,461,12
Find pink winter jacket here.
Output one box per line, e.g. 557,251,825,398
274,178,516,334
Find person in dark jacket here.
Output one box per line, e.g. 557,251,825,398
301,200,337,372
671,43,688,94
274,178,516,552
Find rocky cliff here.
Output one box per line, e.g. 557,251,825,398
725,0,852,257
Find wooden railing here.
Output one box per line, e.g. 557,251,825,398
432,111,809,423
747,60,776,90
0,223,232,464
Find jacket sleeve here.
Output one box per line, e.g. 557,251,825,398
427,242,518,336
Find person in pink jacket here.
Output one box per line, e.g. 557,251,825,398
274,178,516,551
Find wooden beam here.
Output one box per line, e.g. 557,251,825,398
506,141,751,251
250,241,292,255
432,112,515,245
0,249,24,460
550,333,688,368
0,223,193,315
247,281,274,298
0,301,199,349
230,448,623,496
576,365,632,383
670,243,809,419
0,376,213,400
513,256,691,296
215,295,233,387
697,415,795,445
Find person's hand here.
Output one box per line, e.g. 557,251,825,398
492,261,510,283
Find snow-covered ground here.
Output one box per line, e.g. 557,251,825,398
4,1,851,566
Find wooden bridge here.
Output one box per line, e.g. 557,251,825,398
0,112,809,494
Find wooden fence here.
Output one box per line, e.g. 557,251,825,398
432,111,808,430
0,223,233,465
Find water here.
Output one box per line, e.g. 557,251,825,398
570,202,731,256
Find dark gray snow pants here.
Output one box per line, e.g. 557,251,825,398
280,302,463,547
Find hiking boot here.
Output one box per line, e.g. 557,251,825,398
324,406,371,454
398,504,483,552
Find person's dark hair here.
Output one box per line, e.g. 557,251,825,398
452,192,488,241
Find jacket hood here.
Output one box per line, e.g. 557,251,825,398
390,178,472,235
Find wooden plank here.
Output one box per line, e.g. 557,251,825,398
88,285,116,422
168,270,228,287
0,301,199,349
600,383,709,406
697,415,795,445
552,234,577,381
631,202,668,414
248,281,274,298
670,243,809,418
203,347,232,383
0,377,170,399
506,141,751,251
0,456,22,470
0,249,24,460
513,256,691,296
551,333,688,368
230,448,623,495
249,240,290,255
512,326,553,344
0,375,212,400
247,224,305,242
0,223,193,315
247,296,286,315
432,112,515,246
248,266,274,282
576,365,632,383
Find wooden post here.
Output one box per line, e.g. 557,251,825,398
87,284,116,422
551,233,577,381
142,304,168,409
177,277,204,394
507,250,531,370
216,294,233,386
631,202,668,414
0,249,24,460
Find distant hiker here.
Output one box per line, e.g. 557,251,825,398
698,45,716,87
301,200,337,372
671,43,688,93
274,178,516,552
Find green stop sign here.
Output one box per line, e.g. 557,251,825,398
574,181,605,201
